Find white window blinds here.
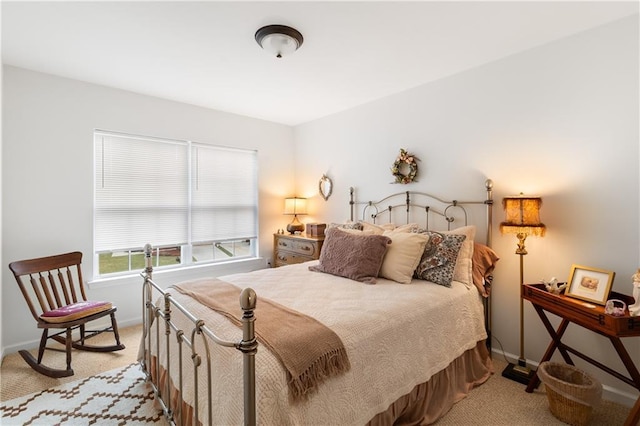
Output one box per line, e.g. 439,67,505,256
191,144,258,244
95,131,258,256
95,133,189,252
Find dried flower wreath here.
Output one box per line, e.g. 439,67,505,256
391,149,419,184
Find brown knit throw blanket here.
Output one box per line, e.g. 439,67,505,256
172,278,351,402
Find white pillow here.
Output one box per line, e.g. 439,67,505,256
379,230,430,284
394,223,420,233
360,222,395,235
443,225,476,288
338,228,378,236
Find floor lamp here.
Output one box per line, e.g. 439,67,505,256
500,194,546,385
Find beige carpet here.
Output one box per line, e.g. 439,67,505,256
1,324,142,402
436,357,632,425
1,325,633,425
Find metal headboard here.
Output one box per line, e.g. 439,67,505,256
349,179,494,247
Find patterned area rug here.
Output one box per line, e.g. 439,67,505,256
0,363,167,425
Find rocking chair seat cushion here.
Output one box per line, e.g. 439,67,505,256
40,300,113,323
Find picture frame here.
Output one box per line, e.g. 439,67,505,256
566,264,615,305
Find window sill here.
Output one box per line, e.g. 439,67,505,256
88,257,266,290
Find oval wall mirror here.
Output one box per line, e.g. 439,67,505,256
319,174,333,201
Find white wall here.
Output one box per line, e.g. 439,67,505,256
2,66,295,354
0,17,4,359
294,16,639,405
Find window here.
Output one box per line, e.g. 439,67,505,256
94,131,258,277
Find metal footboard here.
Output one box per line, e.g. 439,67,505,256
140,244,258,426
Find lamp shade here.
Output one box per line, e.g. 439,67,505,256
284,197,307,215
500,195,546,237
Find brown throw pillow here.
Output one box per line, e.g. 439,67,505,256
309,227,391,284
472,243,500,297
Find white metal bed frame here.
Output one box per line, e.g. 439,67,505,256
139,179,494,426
140,247,258,426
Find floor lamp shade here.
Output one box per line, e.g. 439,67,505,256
499,194,546,385
284,197,307,234
500,195,546,238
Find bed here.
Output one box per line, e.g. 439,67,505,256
139,179,499,425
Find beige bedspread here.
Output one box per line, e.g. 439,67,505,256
172,278,350,402
148,260,489,425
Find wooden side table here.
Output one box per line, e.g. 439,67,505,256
522,283,640,426
273,233,324,267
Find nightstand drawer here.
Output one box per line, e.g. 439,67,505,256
274,251,313,267
276,238,320,257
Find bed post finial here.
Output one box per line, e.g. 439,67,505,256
144,244,153,277
239,287,257,426
485,179,493,193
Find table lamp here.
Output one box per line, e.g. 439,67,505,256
284,197,307,234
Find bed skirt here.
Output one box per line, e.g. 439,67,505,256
368,340,493,425
146,340,493,426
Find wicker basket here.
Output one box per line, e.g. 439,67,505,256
538,362,602,426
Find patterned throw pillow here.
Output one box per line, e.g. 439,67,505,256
413,231,466,287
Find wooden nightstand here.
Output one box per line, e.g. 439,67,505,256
273,233,324,267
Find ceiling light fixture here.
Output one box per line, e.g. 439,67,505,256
255,24,304,58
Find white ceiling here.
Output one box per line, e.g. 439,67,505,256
2,1,638,126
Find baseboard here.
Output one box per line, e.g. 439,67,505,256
491,348,637,408
601,385,639,408
117,316,143,329
1,316,143,358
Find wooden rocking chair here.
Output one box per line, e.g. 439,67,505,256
9,251,125,378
